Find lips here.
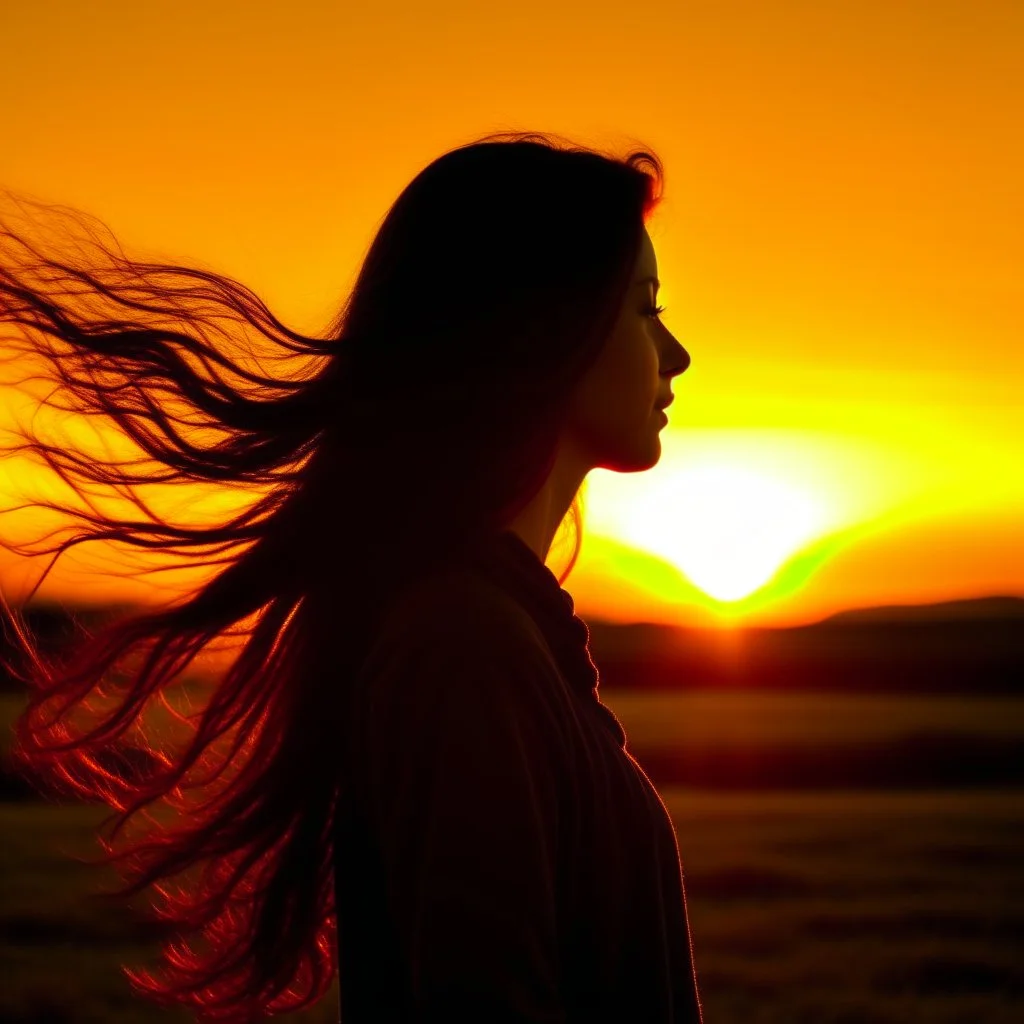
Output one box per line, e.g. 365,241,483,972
655,395,674,410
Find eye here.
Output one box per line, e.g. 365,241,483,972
646,304,667,320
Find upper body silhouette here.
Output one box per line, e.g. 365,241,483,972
334,529,703,1022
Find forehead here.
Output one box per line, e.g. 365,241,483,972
634,227,659,283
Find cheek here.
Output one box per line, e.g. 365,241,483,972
567,328,657,435
600,332,656,404
614,345,660,417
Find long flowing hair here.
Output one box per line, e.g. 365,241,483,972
0,129,663,1021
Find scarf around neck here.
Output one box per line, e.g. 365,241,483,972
460,529,627,748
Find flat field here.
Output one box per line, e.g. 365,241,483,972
2,689,1022,1023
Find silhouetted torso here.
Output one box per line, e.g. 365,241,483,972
332,530,703,1023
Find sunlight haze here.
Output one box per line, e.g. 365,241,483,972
1,0,1021,627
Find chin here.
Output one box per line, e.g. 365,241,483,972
596,433,662,473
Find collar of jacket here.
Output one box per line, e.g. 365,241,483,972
460,529,627,748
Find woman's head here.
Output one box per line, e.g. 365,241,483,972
313,131,672,582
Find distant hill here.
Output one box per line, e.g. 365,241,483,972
585,595,1024,694
813,595,1024,624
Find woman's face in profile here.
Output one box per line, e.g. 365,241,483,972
564,226,689,474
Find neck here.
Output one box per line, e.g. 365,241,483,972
504,441,589,563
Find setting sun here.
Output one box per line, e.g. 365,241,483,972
583,428,896,607
620,461,828,602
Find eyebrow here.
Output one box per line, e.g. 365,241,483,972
635,276,660,290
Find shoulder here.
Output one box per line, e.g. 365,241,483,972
376,564,546,658
354,565,563,714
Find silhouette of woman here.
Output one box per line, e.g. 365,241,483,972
0,130,697,1022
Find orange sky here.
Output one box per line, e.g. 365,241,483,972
0,0,1021,628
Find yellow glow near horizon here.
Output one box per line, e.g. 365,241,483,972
581,422,1016,611
633,462,829,601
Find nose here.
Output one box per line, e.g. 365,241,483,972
663,340,689,380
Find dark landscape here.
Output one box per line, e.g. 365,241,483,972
2,594,1022,1022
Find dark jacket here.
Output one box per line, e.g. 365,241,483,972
333,529,703,1022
